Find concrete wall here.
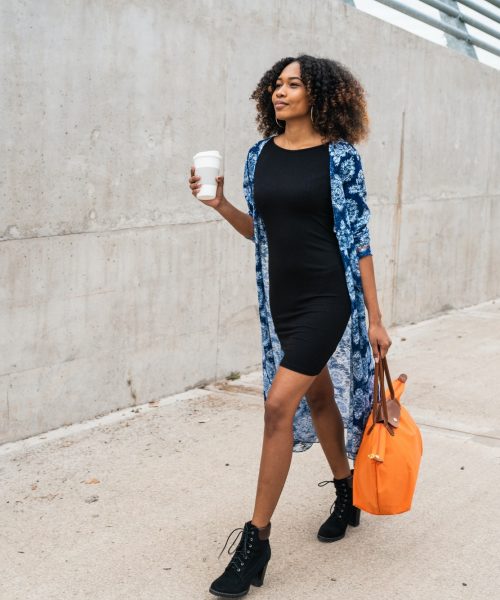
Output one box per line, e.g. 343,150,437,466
1,0,499,444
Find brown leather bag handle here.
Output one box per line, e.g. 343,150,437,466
367,355,396,436
378,359,393,435
367,359,381,435
381,355,395,400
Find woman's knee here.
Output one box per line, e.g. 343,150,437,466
263,396,293,434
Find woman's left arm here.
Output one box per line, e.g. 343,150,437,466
342,145,392,361
358,256,392,361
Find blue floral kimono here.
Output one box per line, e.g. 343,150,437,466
243,135,375,460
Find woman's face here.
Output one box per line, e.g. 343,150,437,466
271,61,310,121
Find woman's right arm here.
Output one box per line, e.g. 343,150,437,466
188,166,254,241
214,197,254,240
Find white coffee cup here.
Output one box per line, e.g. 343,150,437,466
192,150,222,200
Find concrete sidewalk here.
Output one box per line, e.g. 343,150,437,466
1,299,499,600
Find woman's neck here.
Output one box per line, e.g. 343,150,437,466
275,121,325,148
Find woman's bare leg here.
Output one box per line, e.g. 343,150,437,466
251,365,319,528
305,365,351,479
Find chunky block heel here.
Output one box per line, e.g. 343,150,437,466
251,561,268,587
348,505,361,527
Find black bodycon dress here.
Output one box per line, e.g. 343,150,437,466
253,137,352,376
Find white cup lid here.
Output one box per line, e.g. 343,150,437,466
193,150,222,160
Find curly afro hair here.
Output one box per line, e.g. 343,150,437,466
249,54,370,145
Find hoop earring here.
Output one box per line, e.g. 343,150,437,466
275,117,284,128
310,105,314,123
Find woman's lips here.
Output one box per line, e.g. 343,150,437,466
275,103,288,109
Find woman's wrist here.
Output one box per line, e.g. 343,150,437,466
368,312,382,326
214,195,229,212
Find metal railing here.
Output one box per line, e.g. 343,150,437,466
353,0,500,60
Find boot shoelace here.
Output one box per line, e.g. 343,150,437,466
217,525,255,573
318,479,350,519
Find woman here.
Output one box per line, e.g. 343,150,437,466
188,54,391,598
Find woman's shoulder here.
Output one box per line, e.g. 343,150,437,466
244,136,274,165
250,135,274,152
332,139,362,165
334,138,357,153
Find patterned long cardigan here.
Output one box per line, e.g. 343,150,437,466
243,135,375,460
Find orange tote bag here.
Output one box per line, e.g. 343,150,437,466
353,355,423,515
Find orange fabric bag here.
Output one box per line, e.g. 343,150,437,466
353,355,423,515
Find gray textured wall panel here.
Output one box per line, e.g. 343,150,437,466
1,0,499,443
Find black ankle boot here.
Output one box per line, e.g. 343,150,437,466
317,468,361,542
209,520,271,598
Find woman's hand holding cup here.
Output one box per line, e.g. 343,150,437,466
190,150,225,209
188,165,225,209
